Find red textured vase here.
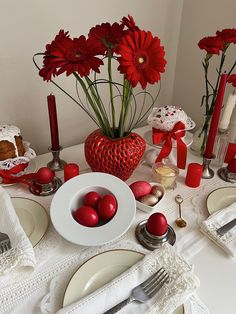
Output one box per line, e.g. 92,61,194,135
84,129,146,181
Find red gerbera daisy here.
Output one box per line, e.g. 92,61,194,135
227,74,236,87
198,36,224,55
121,15,139,32
117,30,166,89
216,28,236,44
88,22,124,55
39,30,103,81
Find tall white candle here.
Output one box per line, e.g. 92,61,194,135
228,105,236,143
218,93,236,130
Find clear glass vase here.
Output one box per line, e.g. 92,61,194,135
190,115,211,156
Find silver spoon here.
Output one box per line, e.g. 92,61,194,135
175,195,187,228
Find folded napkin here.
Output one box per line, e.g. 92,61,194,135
0,186,36,275
200,201,236,257
57,244,200,314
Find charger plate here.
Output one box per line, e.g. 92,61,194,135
206,187,236,215
62,249,184,314
11,197,49,246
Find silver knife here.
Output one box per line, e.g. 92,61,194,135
216,218,236,236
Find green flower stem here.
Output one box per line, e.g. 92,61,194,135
118,79,131,137
227,60,236,77
108,54,116,133
74,73,111,136
84,76,114,137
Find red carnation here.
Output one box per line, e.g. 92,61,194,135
216,28,236,44
88,22,124,55
227,74,236,87
118,30,166,89
39,30,103,81
198,36,224,55
121,15,139,32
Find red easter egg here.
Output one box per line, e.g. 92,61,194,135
146,212,168,236
36,167,55,184
83,191,101,208
98,194,117,220
129,181,152,199
74,206,99,227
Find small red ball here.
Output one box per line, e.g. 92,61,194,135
36,167,55,184
146,212,168,236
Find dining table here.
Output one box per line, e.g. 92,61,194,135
0,125,236,314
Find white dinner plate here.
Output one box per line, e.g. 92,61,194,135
0,159,36,187
206,187,236,215
143,129,193,148
62,249,184,314
11,197,49,247
50,172,136,246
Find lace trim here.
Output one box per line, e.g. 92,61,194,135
0,141,36,171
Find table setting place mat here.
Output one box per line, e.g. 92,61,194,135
0,186,36,279
49,244,200,314
200,201,236,257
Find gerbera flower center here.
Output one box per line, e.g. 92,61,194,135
138,57,145,64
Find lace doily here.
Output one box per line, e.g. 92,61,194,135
147,106,195,132
0,141,36,171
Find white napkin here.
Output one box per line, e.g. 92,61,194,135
57,244,200,314
0,186,36,275
200,201,236,257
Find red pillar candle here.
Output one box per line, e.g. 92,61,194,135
185,163,203,188
204,74,227,158
47,94,60,150
64,163,80,182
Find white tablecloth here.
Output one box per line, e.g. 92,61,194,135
0,126,235,314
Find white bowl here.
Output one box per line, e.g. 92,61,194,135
50,172,136,246
135,182,165,213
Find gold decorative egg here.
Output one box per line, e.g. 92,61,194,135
139,194,159,206
151,185,163,198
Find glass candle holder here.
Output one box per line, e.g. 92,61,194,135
152,162,179,189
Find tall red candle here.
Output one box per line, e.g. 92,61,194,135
47,94,60,150
204,74,227,158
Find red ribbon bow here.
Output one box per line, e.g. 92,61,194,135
0,163,36,186
152,121,187,169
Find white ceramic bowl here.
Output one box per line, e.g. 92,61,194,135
135,182,165,213
50,172,136,246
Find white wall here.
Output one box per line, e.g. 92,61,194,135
0,0,183,154
173,0,236,128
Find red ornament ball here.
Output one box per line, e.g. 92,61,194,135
146,212,168,236
36,167,55,184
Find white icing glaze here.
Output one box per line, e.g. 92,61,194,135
0,125,21,157
147,106,195,131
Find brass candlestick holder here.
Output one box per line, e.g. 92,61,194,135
47,146,66,171
202,155,215,179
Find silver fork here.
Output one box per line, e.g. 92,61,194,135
104,267,169,314
0,232,11,254
216,218,236,236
